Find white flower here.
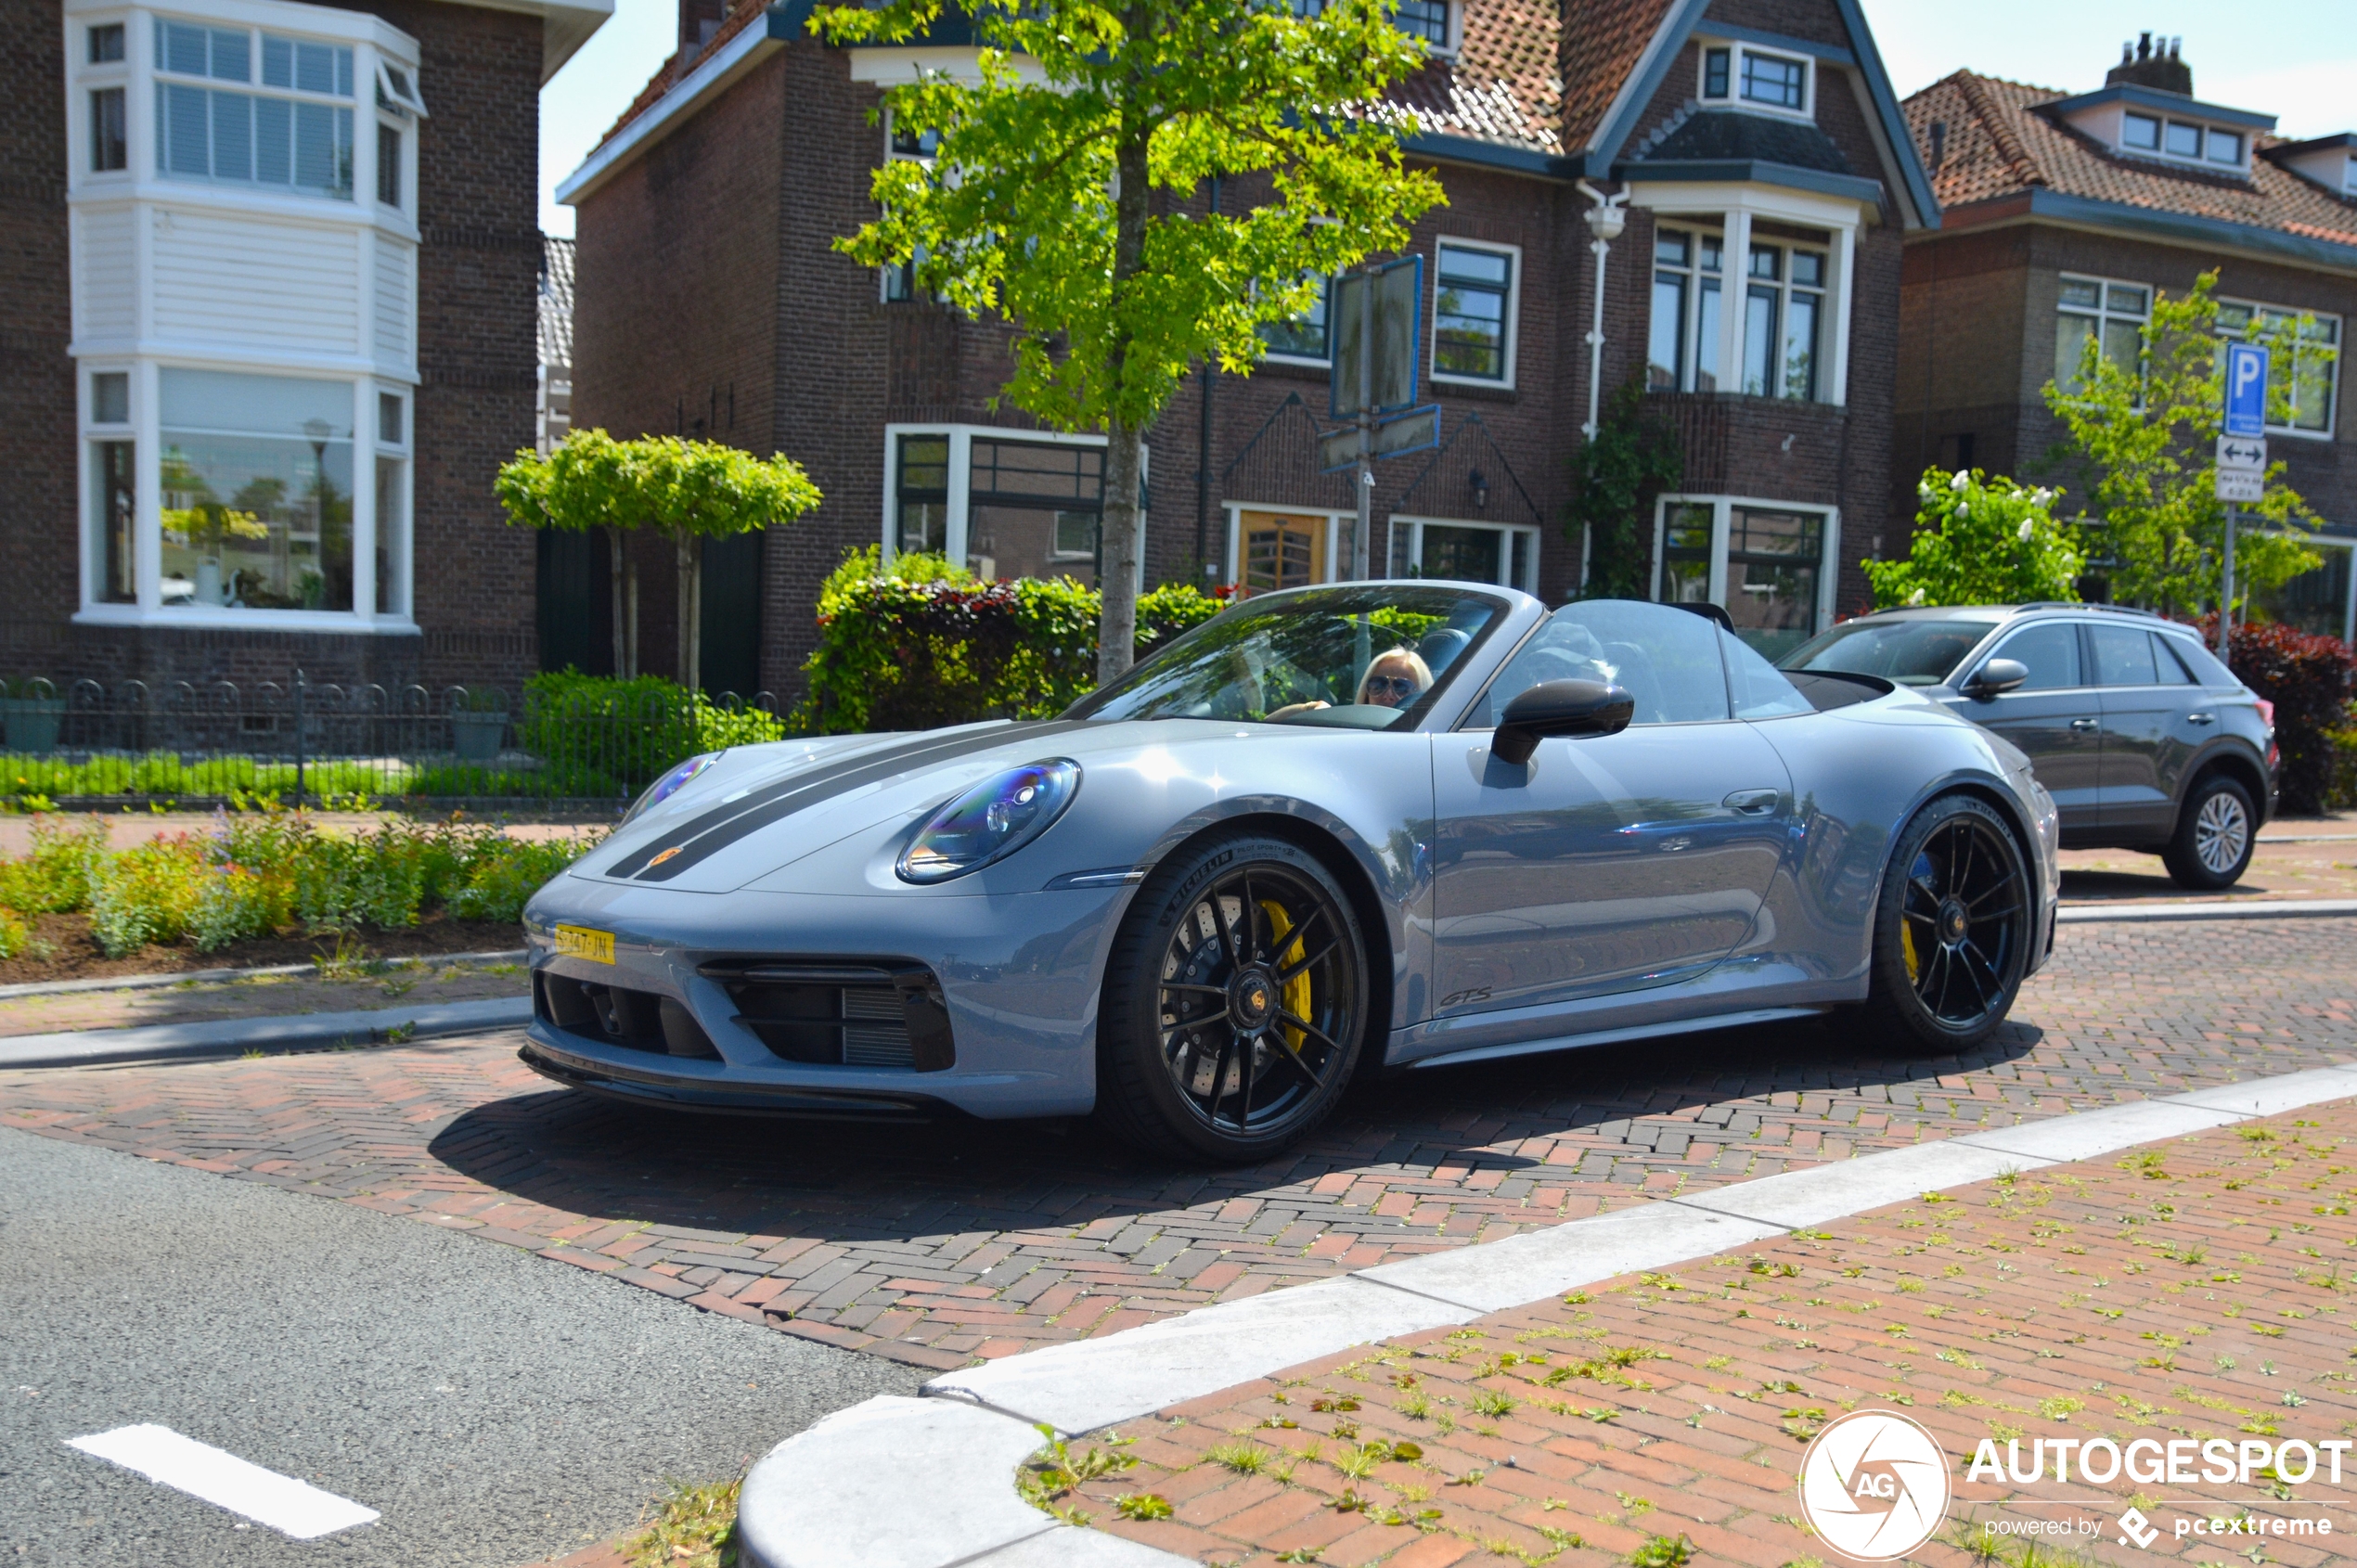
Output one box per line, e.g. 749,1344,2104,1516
1956,504,1969,519
1951,471,1970,491
1907,588,1926,606
2031,487,2053,506
2017,519,2034,542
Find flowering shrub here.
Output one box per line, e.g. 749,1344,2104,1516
1865,468,2085,609
2192,616,2357,816
796,547,1223,734
87,838,208,957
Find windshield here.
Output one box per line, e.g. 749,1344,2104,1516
1069,585,1506,729
1780,617,1995,687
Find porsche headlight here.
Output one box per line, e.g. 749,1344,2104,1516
624,752,719,825
897,760,1080,883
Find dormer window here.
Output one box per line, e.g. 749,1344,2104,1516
1696,39,1811,121
2117,109,2244,169
1289,0,1454,53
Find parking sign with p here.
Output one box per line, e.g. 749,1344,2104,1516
2223,341,2268,438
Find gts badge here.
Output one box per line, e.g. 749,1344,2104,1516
1439,986,1491,1009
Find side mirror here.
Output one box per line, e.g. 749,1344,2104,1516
1492,679,1635,765
1964,658,2029,699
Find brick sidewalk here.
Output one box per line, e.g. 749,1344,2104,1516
0,958,526,1037
1072,1101,2357,1567
2059,839,2357,903
1,919,2351,1372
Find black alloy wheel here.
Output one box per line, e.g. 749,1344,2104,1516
1096,832,1368,1163
1863,794,2034,1053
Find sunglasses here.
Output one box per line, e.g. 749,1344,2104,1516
1363,675,1420,700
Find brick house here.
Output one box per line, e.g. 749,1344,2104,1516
1899,36,2357,640
559,0,1938,696
1,0,608,694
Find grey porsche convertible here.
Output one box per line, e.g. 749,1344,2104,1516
520,584,2059,1162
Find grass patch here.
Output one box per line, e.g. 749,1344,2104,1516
624,1476,740,1568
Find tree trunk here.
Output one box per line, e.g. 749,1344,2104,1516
608,528,627,678
1092,102,1155,688
625,557,640,678
675,532,696,688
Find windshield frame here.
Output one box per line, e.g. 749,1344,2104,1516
1777,612,2005,688
1063,582,1530,731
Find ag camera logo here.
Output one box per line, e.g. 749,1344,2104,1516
1797,1410,1952,1560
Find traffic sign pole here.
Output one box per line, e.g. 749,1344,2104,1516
1354,277,1373,582
2220,504,2235,662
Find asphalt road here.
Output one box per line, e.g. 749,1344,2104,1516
0,1125,921,1568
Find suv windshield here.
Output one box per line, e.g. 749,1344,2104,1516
1068,585,1504,729
1781,617,1994,687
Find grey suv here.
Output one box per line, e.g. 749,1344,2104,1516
1781,604,2279,890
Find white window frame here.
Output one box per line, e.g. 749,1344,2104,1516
2054,271,2151,407
1386,514,1540,595
1628,184,1860,407
1430,237,1521,391
2115,108,2248,173
881,423,1143,585
371,381,410,616
2218,297,2341,442
1695,37,1813,123
1648,494,1839,638
1220,501,1355,589
80,363,139,608
1646,223,1725,393
1736,232,1831,402
1258,272,1333,367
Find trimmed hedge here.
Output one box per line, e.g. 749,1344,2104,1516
2196,616,2357,816
796,548,1223,733
520,670,787,796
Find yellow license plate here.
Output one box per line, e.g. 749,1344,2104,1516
553,924,615,964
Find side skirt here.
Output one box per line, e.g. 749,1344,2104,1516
1401,1006,1835,1073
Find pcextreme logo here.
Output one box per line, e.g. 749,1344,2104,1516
1796,1410,1952,1561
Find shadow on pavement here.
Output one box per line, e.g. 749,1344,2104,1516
425,1011,2041,1247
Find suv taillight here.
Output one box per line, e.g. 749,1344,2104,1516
2254,696,2276,728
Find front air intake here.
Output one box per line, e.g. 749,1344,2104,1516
535,972,720,1060
695,959,956,1073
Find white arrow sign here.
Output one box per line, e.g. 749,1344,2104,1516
2216,435,2267,470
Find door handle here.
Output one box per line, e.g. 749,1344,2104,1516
2069,717,2100,732
2186,712,2215,726
1722,788,1782,815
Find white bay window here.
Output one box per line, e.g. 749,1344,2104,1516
1632,185,1860,407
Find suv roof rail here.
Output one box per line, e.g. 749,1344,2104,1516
2016,601,2162,620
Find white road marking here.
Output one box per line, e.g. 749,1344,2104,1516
66,1423,379,1539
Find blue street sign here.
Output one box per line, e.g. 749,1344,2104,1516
2223,341,2268,439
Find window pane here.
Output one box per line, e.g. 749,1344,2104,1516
1649,273,1685,390
2057,277,2101,310
374,456,406,613
897,502,946,557
1695,276,1721,392
262,36,292,89
1782,291,1819,402
2208,129,2242,164
1991,623,2080,689
1749,244,1779,280
1655,229,1689,267
211,90,252,181
1791,251,1824,288
1703,47,1730,98
895,433,949,496
970,439,1102,502
2164,122,2201,158
1420,523,1500,585
2151,633,2195,684
210,27,249,83
2054,314,2095,392
2122,113,2159,150
1393,0,1449,45
90,87,127,172
2088,623,2158,686
254,96,291,183
1740,50,1805,109
377,123,400,206
1699,235,1723,272
1510,530,1532,594
89,23,124,63
1720,627,1814,718
1743,284,1776,395
1438,246,1509,289
92,373,129,425
1052,510,1097,559
158,369,354,613
1658,502,1712,604
1435,246,1510,380
1727,508,1822,660
162,83,210,175
1260,273,1329,359
93,440,136,604
160,20,208,76
1489,600,1727,726
2102,317,2142,377
378,392,403,444
2106,283,2147,315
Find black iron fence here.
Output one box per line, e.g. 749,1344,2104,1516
0,673,781,810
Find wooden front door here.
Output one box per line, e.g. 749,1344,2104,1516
1237,511,1327,598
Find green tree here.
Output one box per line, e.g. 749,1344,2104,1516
496,430,821,688
2042,269,2326,616
1567,379,1682,599
813,0,1444,684
1864,467,2085,609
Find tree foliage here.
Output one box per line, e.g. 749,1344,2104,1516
1567,379,1682,599
1864,467,2085,608
2041,270,2325,615
495,429,820,540
811,0,1444,681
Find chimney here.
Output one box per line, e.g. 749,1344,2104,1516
680,0,727,55
1928,120,1947,169
2106,30,2194,96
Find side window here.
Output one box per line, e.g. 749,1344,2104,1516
1990,623,2080,691
2088,623,2158,687
2162,634,2238,688
1719,627,1813,719
1474,600,1728,727
2151,633,2196,684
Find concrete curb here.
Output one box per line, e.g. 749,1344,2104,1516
736,1059,2357,1568
2058,897,2357,923
0,949,527,1002
0,996,532,1070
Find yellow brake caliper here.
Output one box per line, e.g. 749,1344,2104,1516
1902,919,1920,983
1261,901,1311,1052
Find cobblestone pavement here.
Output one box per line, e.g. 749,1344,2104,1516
0,958,527,1037
1072,1100,2357,1568
2,920,2351,1373
2060,838,2357,903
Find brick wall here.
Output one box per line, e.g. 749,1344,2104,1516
0,0,542,696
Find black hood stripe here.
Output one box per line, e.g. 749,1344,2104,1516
612,721,1092,883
